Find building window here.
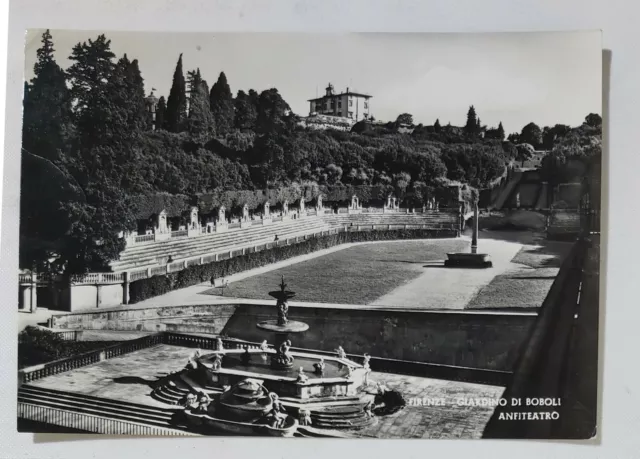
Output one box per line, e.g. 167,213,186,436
348,111,353,118
348,100,353,107
364,101,368,109
338,101,342,108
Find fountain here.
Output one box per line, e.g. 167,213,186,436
151,277,386,436
257,276,309,370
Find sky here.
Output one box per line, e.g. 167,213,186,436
24,30,602,134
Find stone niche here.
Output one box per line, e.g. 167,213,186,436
299,198,306,216
155,210,171,241
348,195,362,214
216,206,228,233
241,204,252,228
188,207,201,237
384,195,399,213
262,202,272,225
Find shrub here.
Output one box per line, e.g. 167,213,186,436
17,326,121,369
129,228,457,303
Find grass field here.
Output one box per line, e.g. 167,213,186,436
203,236,572,310
205,239,468,305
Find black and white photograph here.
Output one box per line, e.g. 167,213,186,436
14,29,602,440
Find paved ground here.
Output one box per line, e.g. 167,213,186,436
29,344,504,438
370,238,523,309
30,344,195,408
358,372,504,439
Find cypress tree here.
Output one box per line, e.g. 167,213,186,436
235,90,258,130
497,122,505,141
155,96,166,131
209,72,235,135
22,29,73,163
465,105,478,135
187,77,216,143
434,118,441,132
164,54,187,132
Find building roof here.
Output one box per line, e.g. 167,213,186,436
308,91,372,102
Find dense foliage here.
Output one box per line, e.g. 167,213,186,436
20,30,601,274
18,326,121,369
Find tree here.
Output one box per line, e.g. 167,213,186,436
585,113,602,127
434,119,441,133
164,54,187,132
542,124,571,149
60,37,143,273
155,96,166,130
67,34,116,143
187,77,216,143
464,106,478,135
485,122,505,141
515,143,535,166
209,72,235,135
519,122,543,148
396,113,413,126
256,88,291,134
22,29,73,163
234,90,258,130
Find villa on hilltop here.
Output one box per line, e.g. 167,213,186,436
308,83,372,122
301,83,372,131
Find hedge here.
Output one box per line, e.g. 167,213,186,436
129,228,457,303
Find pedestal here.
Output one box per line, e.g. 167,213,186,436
444,253,493,268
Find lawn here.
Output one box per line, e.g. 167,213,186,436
466,240,573,310
205,239,468,305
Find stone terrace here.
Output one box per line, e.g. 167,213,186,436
27,343,504,438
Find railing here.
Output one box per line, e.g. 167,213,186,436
228,222,241,229
134,233,155,244
19,334,164,385
18,403,187,436
22,211,461,288
170,230,188,238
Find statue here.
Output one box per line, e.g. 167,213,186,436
296,366,309,384
278,298,289,326
272,339,294,368
313,358,326,376
267,392,288,427
299,409,312,426
182,393,199,411
269,275,295,326
196,392,211,413
211,354,223,371
216,338,224,352
193,349,202,359
344,365,353,380
260,340,269,352
363,400,375,419
363,353,372,385
336,346,347,360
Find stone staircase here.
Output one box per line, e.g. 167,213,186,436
308,404,377,429
111,217,331,272
18,385,189,433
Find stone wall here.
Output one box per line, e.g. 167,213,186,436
50,302,536,372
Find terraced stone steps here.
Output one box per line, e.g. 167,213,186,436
112,218,331,272
18,385,188,431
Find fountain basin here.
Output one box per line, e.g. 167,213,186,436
256,320,309,334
